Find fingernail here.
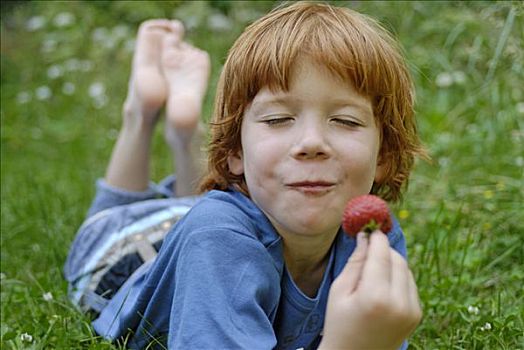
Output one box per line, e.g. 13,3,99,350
356,231,367,244
368,230,385,240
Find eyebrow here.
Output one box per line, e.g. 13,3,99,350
250,96,288,107
250,93,372,114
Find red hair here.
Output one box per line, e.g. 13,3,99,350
199,1,426,201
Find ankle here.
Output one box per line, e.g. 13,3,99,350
122,101,158,131
165,121,204,152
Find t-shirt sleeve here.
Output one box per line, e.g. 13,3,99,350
168,228,280,349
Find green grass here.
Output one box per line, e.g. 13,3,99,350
1,1,523,349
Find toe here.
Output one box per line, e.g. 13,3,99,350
138,19,172,33
170,20,185,39
134,22,172,67
161,35,183,69
163,33,182,50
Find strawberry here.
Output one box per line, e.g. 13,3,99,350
342,194,392,237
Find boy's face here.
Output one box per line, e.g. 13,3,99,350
228,59,384,241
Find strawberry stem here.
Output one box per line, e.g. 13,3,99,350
362,219,380,233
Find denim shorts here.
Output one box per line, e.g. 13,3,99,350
64,176,201,313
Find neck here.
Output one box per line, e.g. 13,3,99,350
283,233,336,298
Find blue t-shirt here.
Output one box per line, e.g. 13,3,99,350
92,189,407,349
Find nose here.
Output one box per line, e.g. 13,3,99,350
290,119,331,160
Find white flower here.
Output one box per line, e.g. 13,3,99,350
64,58,81,71
47,64,63,79
112,25,129,40
92,27,109,42
17,91,32,104
89,82,106,98
43,292,53,301
438,157,450,168
480,322,492,331
187,16,200,30
516,102,524,115
20,332,33,342
93,95,109,109
207,12,233,32
26,16,46,31
124,38,136,53
436,132,452,145
35,86,52,100
53,12,75,27
62,82,76,95
89,82,108,108
452,71,466,85
49,314,60,324
515,156,523,167
435,72,453,88
234,8,262,23
41,38,58,53
64,58,92,72
467,305,479,315
102,37,117,50
80,60,94,72
466,124,480,135
0,272,5,280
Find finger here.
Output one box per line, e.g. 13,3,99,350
392,256,423,328
335,232,369,294
389,249,410,307
359,230,392,291
407,269,423,322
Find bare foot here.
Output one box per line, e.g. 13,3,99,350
124,19,184,126
161,34,211,139
161,35,211,196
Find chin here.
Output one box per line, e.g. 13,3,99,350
293,220,338,237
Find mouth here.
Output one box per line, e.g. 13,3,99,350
286,181,336,195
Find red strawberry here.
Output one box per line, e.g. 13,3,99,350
342,194,392,237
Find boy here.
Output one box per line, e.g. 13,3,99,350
65,2,424,349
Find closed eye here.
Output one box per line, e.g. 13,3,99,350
330,116,363,128
261,116,294,126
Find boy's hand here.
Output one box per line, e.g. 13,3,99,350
319,232,422,350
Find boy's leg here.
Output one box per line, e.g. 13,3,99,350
104,20,183,192
161,33,211,196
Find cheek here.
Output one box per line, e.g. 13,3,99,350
341,142,380,183
244,147,273,179
243,143,283,192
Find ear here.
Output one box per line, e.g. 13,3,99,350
374,155,387,184
227,151,244,175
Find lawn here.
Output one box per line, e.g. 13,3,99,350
1,1,523,349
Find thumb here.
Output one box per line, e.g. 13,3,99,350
334,232,369,294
